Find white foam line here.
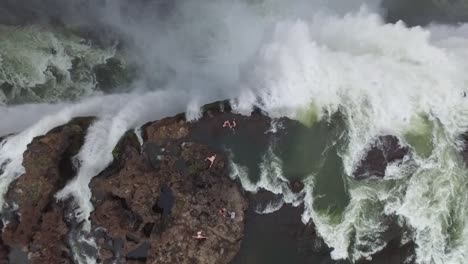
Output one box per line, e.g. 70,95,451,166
0,95,129,210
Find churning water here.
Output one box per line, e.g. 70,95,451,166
0,25,117,104
1,1,468,263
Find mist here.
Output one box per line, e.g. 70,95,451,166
1,0,467,135
93,0,383,94
0,0,383,134
0,0,456,101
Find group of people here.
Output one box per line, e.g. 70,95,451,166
222,119,237,130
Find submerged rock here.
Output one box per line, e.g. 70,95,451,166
354,135,409,179
289,180,305,194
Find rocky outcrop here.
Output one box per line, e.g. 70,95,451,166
90,111,249,263
0,102,418,264
1,117,94,264
354,135,409,179
0,102,257,264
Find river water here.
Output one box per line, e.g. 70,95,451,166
2,1,468,263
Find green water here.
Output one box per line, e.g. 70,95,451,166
403,114,434,159
276,113,350,219
0,25,133,104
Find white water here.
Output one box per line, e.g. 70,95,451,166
55,90,192,225
0,95,132,209
229,147,304,207
134,126,144,148
232,8,468,264
1,1,468,264
255,198,284,215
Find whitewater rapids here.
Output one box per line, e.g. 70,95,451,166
2,3,468,264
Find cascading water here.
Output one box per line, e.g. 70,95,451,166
1,1,468,264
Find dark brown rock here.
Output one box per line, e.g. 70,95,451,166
1,117,93,264
354,135,409,179
90,109,251,264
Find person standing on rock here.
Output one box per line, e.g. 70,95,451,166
193,231,208,240
206,154,216,168
229,211,236,220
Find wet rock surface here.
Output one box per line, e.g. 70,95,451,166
1,117,94,264
354,135,409,179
